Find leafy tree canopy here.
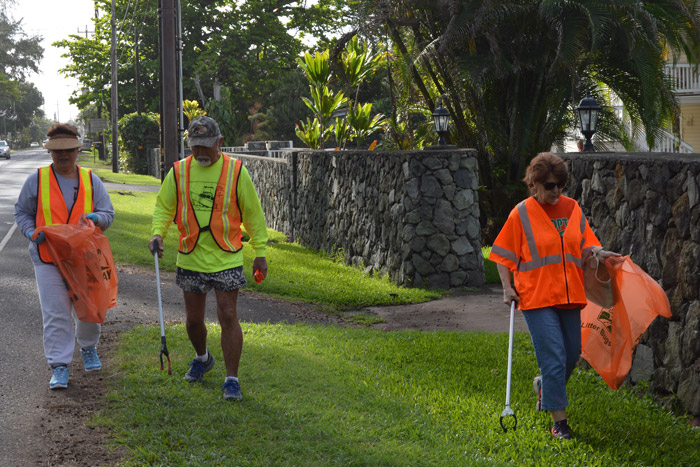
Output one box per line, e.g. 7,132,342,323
55,0,351,145
358,0,700,184
355,0,700,242
0,2,45,136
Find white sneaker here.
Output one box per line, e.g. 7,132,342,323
533,376,542,411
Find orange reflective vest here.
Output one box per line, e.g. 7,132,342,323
173,154,243,254
35,165,94,264
489,196,601,310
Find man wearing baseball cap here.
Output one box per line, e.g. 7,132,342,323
149,115,268,401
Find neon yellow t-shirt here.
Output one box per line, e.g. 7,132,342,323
151,155,268,272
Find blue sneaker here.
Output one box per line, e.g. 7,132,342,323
222,379,243,401
49,366,69,390
184,352,215,382
81,346,102,371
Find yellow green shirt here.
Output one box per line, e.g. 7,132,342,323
151,155,268,272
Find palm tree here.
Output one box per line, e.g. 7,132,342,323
358,0,700,183
356,0,700,241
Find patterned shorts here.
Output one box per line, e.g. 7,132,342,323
176,266,247,293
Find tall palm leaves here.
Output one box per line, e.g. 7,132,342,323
358,0,700,186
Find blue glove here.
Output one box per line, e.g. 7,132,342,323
30,230,45,244
86,213,98,223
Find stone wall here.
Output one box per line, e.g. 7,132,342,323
563,152,700,416
229,149,485,290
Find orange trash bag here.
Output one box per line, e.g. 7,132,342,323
580,255,671,390
34,215,118,324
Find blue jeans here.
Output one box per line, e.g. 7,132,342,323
521,306,581,411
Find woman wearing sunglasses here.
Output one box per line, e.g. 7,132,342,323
489,152,619,440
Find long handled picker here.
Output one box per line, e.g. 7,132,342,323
153,239,171,375
499,300,517,432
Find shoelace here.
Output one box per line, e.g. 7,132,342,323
82,349,98,364
189,360,205,378
52,366,69,379
222,380,240,392
552,420,571,438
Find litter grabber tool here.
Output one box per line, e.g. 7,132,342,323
499,299,517,432
153,239,171,375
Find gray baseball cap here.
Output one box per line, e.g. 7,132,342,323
187,116,222,148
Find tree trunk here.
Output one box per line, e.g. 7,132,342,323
386,18,434,110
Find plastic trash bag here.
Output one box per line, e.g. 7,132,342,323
584,251,614,308
580,256,671,390
34,215,118,324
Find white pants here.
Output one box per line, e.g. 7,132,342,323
33,260,101,367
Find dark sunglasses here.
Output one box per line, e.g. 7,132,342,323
52,149,77,155
542,181,566,190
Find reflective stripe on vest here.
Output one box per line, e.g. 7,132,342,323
490,196,600,309
513,198,586,272
173,155,243,254
35,165,94,263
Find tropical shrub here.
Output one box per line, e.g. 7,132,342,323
296,35,386,149
118,112,160,174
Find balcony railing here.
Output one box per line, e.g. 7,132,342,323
665,64,700,94
615,104,694,153
638,128,694,153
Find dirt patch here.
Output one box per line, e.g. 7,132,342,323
35,331,128,467
366,286,529,333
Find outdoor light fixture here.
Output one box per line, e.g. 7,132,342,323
432,104,450,146
576,92,601,152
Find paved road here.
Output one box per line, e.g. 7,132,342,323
0,148,56,466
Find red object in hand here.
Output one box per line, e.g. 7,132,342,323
254,270,265,284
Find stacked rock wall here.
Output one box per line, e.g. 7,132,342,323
564,152,700,415
230,149,484,290
232,148,698,415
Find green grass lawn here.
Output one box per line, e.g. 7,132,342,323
104,189,445,309
99,323,700,466
92,175,700,466
482,246,499,284
79,151,161,186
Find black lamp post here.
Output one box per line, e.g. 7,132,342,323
432,104,450,146
576,92,601,152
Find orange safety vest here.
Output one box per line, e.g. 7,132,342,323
489,196,601,310
35,165,94,263
173,154,243,254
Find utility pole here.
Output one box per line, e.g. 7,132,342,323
135,27,142,115
111,0,119,173
77,25,94,38
95,6,102,120
160,0,179,176
176,0,185,159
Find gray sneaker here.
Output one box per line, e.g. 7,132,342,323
184,352,215,382
533,375,542,411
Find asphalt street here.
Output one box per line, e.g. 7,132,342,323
0,148,55,466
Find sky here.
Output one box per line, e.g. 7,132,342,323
13,0,97,123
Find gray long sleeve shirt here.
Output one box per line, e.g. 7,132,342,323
14,166,115,265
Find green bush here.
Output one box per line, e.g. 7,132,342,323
118,112,160,174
